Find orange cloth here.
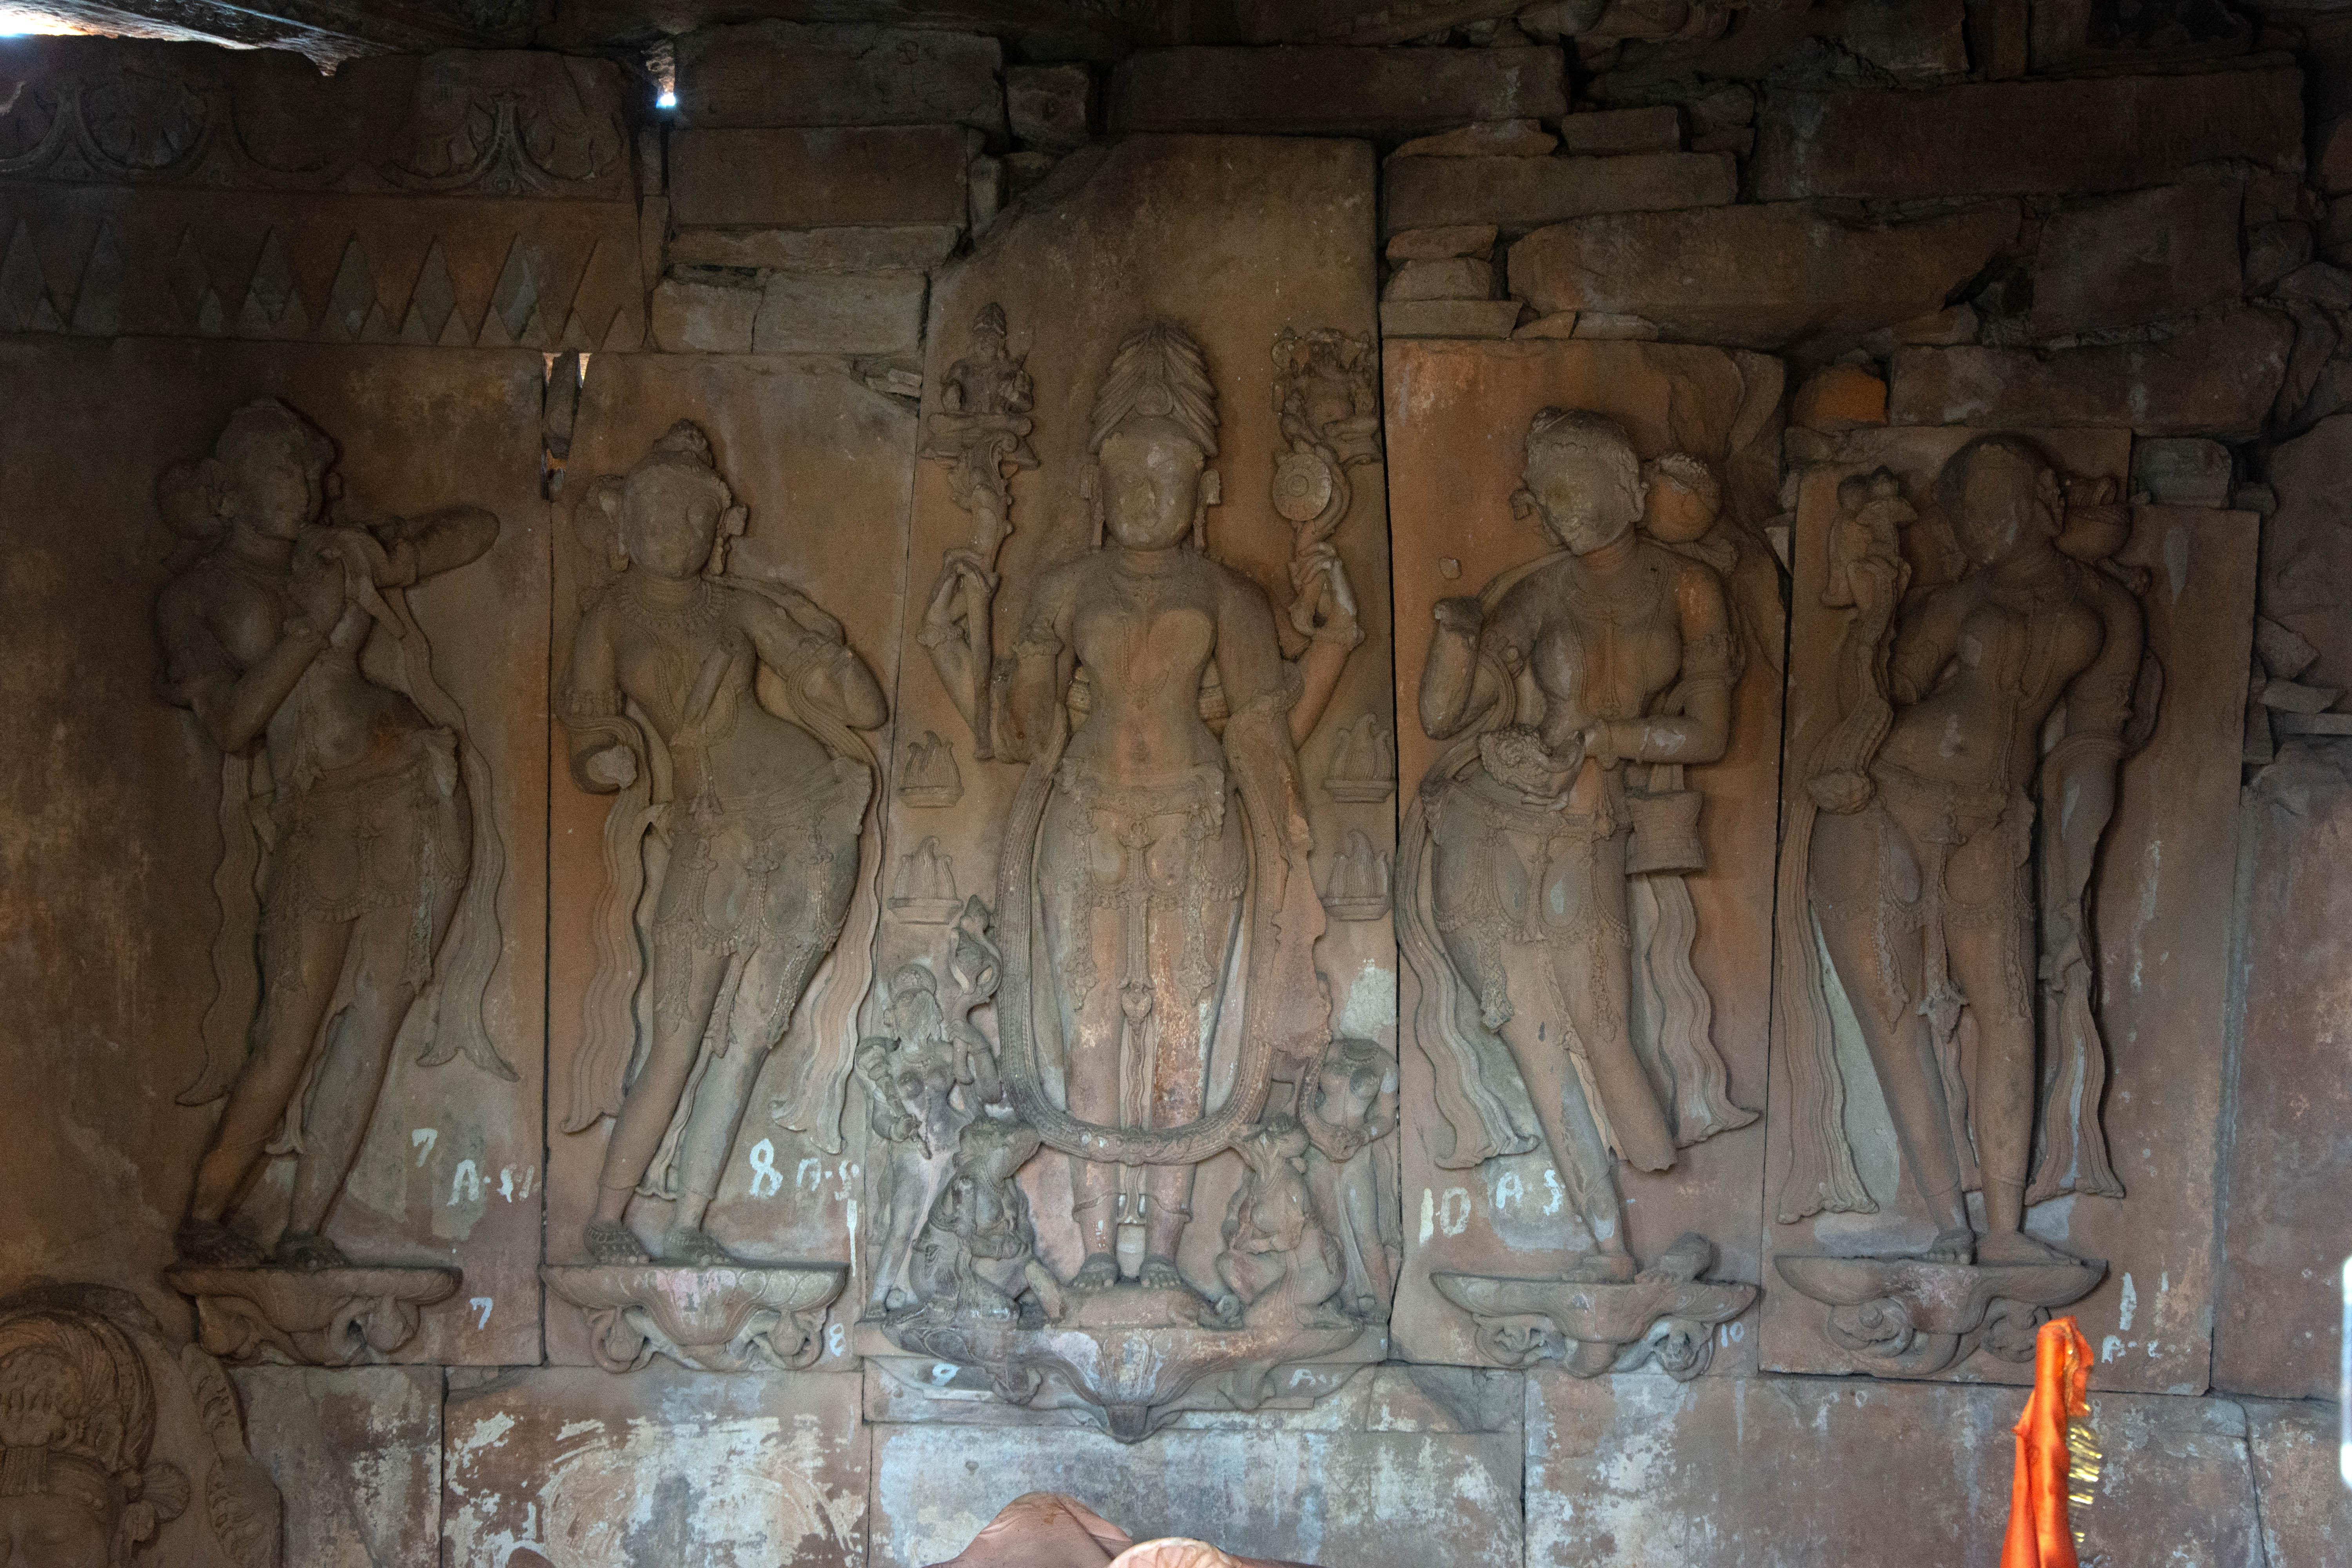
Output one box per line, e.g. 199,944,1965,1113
2000,1316,2095,1568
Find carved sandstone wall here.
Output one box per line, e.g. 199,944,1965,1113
0,10,2346,1566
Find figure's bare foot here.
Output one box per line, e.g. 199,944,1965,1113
1562,1251,1639,1284
176,1219,266,1269
1637,1232,1713,1285
663,1227,742,1268
274,1231,351,1271
1137,1256,1186,1292
1975,1230,2077,1267
1920,1226,1977,1265
1069,1253,1120,1292
584,1219,652,1265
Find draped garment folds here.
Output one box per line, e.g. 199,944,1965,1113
557,574,884,1161
1401,544,1750,1173
176,568,512,1126
1771,534,2159,1224
995,687,1328,1167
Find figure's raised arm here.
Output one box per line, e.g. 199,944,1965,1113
377,505,499,584
745,592,887,731
1887,582,1969,706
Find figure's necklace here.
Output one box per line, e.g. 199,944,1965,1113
615,574,722,639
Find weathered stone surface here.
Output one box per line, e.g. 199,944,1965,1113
1888,311,2292,438
1384,257,1494,301
2245,221,2315,296
650,276,760,353
1385,339,1786,1369
1110,46,1566,135
1386,151,1736,235
1844,0,1968,76
1528,1375,2265,1567
0,341,549,1363
2212,741,2352,1399
1790,362,1887,432
668,224,965,273
674,22,1005,133
2029,179,2245,337
869,1367,1522,1568
545,356,916,1371
1006,62,1094,151
1387,223,1498,262
753,270,927,355
2316,114,2352,195
1509,201,2020,350
232,1365,439,1568
2259,413,2352,699
1558,105,1680,156
1393,118,1558,158
670,126,973,230
1755,68,2304,200
443,1367,867,1567
1767,434,2254,1394
1381,298,1522,337
2246,1399,2352,1561
2134,436,2233,507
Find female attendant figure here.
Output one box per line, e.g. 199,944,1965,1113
157,399,506,1269
1781,435,2149,1259
559,423,887,1265
1405,408,1751,1281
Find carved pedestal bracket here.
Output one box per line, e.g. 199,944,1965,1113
166,1263,459,1366
541,1263,848,1374
1774,1254,2107,1377
880,1286,1379,1442
1432,1265,1754,1378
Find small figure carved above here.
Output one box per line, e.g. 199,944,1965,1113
898,730,965,808
555,419,888,1270
154,399,509,1285
1212,1115,1351,1330
920,304,1038,760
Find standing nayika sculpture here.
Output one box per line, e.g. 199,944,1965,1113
1401,408,1760,1377
541,421,880,1372
155,399,506,1363
1773,436,2158,1376
894,312,1398,1439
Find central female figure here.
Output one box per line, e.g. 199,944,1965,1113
982,322,1349,1295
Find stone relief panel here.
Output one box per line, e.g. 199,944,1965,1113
0,41,645,350
543,353,918,1374
1384,340,1788,1377
441,1365,867,1568
1762,426,2254,1390
0,1281,281,1568
0,341,548,1367
859,134,1399,1440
